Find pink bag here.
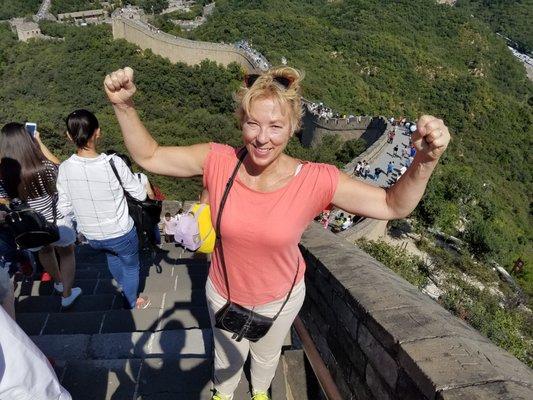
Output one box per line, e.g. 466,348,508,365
173,204,206,251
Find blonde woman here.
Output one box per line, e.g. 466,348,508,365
104,66,450,400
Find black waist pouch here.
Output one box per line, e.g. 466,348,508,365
215,301,274,342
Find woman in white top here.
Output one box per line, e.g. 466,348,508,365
56,109,149,309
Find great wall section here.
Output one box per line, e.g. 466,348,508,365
112,17,259,73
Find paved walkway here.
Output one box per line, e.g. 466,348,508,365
355,125,413,188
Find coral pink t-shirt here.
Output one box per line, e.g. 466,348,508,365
203,143,340,306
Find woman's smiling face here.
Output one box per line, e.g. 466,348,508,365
242,96,292,171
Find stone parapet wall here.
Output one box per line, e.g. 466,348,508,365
299,223,533,400
300,108,388,149
112,18,258,72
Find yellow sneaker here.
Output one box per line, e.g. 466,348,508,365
251,391,270,400
211,391,231,400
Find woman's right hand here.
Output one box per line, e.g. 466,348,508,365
104,67,136,107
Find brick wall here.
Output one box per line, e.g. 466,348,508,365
299,223,533,400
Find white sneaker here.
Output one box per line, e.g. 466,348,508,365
53,282,64,293
61,287,82,308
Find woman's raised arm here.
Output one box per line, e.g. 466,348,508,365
104,67,210,177
332,115,451,220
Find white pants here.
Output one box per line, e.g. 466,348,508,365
206,277,305,398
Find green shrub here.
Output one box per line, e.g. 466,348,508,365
356,239,429,288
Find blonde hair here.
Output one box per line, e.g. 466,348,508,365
235,66,304,133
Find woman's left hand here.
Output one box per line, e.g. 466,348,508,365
412,115,451,163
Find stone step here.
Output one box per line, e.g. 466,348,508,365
31,328,213,360
16,306,210,336
15,289,208,314
75,257,209,272
14,272,208,298
57,357,285,400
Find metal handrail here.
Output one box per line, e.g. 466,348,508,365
292,316,344,400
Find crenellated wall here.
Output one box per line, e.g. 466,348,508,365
112,18,258,72
299,223,533,400
300,108,388,148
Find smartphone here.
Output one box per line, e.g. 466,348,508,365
25,122,37,137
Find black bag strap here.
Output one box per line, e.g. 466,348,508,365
109,156,132,200
215,147,300,320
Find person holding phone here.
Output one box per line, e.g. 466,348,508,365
104,66,450,400
25,122,37,137
0,123,80,308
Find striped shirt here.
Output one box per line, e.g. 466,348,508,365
0,161,63,222
57,154,146,240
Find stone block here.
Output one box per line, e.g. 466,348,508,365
73,270,100,280
345,279,424,317
396,368,429,400
437,381,533,400
330,291,359,340
100,309,162,333
358,324,398,388
61,359,141,400
366,363,392,400
365,304,476,353
64,294,116,313
92,279,121,295
43,311,104,335
137,358,212,398
16,295,61,313
162,288,208,309
89,331,138,359
348,368,373,400
31,334,90,360
89,327,211,360
16,312,48,335
149,328,212,358
399,336,533,400
331,325,366,377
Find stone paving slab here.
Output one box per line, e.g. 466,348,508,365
89,328,213,360
141,272,208,292
161,288,208,308
137,358,212,398
31,334,91,360
61,358,141,400
100,309,163,333
16,312,48,335
16,294,118,313
437,381,533,400
43,311,104,335
16,295,61,313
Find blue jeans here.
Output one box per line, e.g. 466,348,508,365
88,227,140,308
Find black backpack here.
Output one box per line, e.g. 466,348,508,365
4,198,59,249
109,158,162,250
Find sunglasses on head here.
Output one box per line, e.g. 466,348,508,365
244,74,293,89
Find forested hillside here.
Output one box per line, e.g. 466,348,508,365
456,0,533,53
0,0,40,19
183,0,532,278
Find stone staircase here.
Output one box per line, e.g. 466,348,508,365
14,243,288,400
